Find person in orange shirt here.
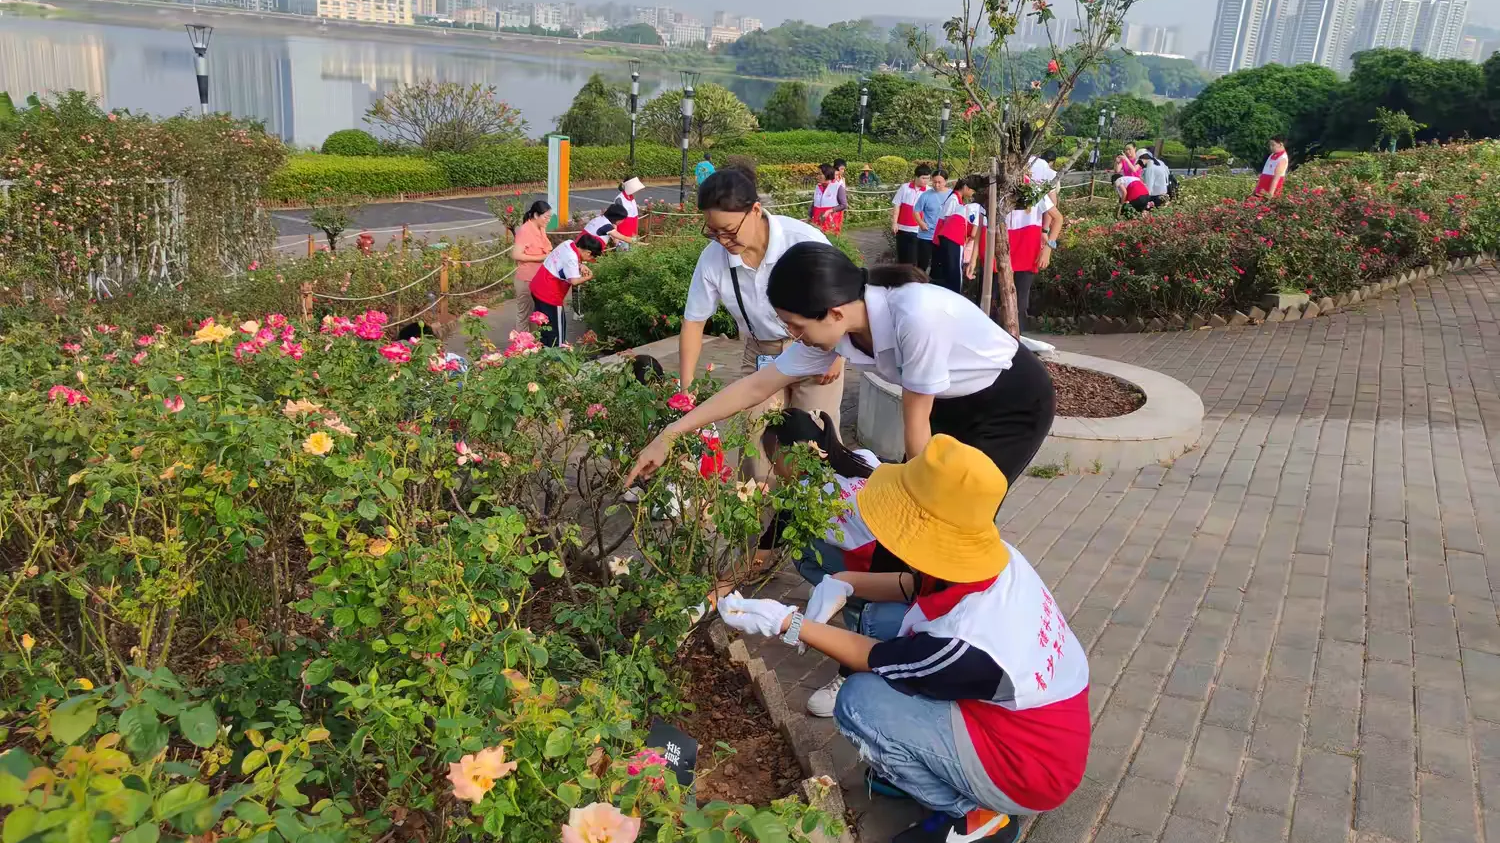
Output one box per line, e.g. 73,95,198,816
509,201,553,331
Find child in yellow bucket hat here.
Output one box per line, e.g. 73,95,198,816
720,436,1091,843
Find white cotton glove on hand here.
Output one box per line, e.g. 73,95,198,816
806,576,855,625
718,592,797,638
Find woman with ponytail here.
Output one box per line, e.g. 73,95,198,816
625,243,1055,491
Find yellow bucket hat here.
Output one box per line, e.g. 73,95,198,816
855,435,1010,583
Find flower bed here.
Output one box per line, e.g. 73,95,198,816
0,308,850,842
1033,141,1500,321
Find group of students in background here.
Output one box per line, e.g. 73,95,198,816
889,155,1063,336
1110,142,1175,213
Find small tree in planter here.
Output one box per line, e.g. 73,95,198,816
307,193,360,252
910,0,1136,334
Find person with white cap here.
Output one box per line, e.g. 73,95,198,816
718,435,1091,843
614,177,645,248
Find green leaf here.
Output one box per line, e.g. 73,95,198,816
234,802,273,825
156,781,210,820
548,558,565,578
177,704,219,748
542,727,573,758
683,811,711,830
119,706,169,759
357,606,381,627
140,690,182,716
121,825,160,843
302,658,333,686
357,500,379,521
331,608,356,629
0,751,34,782
242,750,268,774
3,806,39,843
469,409,489,432
748,813,789,843
102,788,153,825
49,695,100,745
0,773,23,807
801,815,819,834
557,782,582,808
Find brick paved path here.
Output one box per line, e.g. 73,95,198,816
726,264,1500,843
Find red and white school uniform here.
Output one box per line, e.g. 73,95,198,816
965,202,988,270
614,190,641,238
812,182,844,233
529,240,583,307
1255,151,1287,197
869,542,1090,812
1005,195,1054,274
581,215,616,251
892,181,927,234
1118,176,1149,204
935,191,969,247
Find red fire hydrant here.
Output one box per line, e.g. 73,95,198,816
356,231,375,254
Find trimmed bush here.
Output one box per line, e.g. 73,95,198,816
321,128,380,156
583,231,865,350
268,153,450,201
871,156,911,184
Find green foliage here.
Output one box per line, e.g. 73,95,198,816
1369,107,1427,151
870,155,911,185
1323,49,1489,150
759,82,813,132
639,82,760,147
1179,64,1342,162
364,80,528,154
556,74,632,146
816,73,921,134
1060,94,1167,141
722,19,886,78
268,153,450,201
584,22,662,44
320,128,380,156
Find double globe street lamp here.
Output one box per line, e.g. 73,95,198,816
185,23,213,116
678,70,699,206
628,59,641,172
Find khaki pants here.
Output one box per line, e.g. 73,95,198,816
513,272,535,332
739,337,845,481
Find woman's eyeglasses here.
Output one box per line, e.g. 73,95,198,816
701,209,753,244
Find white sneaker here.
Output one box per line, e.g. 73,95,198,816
806,676,845,718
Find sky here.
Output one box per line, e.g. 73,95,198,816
670,0,1500,59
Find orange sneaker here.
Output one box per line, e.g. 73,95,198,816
891,810,1017,843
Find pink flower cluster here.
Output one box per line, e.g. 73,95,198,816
428,354,464,373
379,343,412,363
627,749,669,793
667,392,696,413
233,318,301,362
586,403,607,420
504,330,543,358
529,311,550,326
47,385,90,406
353,310,388,340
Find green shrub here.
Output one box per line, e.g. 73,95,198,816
321,128,380,156
871,155,911,184
584,231,865,349
268,153,450,201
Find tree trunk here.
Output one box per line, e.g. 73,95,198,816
981,157,1020,337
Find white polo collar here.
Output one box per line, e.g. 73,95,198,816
837,284,897,365
726,210,782,271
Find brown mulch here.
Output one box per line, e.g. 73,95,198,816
1046,362,1146,418
675,633,805,806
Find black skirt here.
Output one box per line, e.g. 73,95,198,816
928,343,1056,485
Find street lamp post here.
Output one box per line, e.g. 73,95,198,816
856,83,869,156
628,59,641,173
185,24,213,116
1090,108,1105,199
678,70,698,206
938,99,950,174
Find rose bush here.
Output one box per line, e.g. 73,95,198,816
0,307,844,842
1033,141,1500,321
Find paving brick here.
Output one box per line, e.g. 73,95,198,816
1226,807,1290,843
1417,772,1479,831
1203,687,1257,733
1355,780,1416,843
1172,767,1235,823
1250,717,1306,766
1289,793,1354,843
1418,726,1475,780
1106,776,1178,835
1305,703,1360,752
1237,759,1297,815
1162,814,1223,843
1149,695,1207,740
1297,749,1356,798
1129,732,1191,783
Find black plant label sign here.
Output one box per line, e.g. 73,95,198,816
646,719,698,787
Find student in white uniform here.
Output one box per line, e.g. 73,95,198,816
678,167,846,480
614,176,644,246
628,243,1056,489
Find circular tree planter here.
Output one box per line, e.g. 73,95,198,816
856,351,1203,473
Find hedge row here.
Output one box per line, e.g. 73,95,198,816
267,132,944,201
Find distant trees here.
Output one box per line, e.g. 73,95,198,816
584,23,662,45
722,19,886,78
1059,94,1168,141
759,82,813,131
639,82,759,147
815,73,920,134
1179,64,1341,162
365,81,528,154
1322,49,1488,149
555,74,631,146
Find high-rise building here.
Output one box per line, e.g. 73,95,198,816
1208,0,1273,72
1258,0,1300,65
1412,0,1467,58
632,6,658,26
668,16,706,45
707,24,740,46
740,17,761,32
531,3,563,30
711,10,737,28
1121,23,1181,54
1287,0,1358,68
316,0,414,25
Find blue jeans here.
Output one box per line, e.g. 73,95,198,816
833,605,1030,818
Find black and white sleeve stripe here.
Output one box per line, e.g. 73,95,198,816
868,634,1006,701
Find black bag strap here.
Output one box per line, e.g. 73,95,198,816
728,264,758,342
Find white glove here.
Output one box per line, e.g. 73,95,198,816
806,576,855,625
718,592,797,638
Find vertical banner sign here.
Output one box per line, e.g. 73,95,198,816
547,135,570,232
644,719,698,787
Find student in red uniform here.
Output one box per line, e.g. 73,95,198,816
1113,173,1155,214
811,164,848,234
614,177,644,245
1004,186,1064,335
1254,137,1289,198
932,177,975,294
581,202,637,251
718,435,1091,843
891,164,932,265
529,236,604,347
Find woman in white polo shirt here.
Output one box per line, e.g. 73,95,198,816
631,242,1055,488
679,167,846,480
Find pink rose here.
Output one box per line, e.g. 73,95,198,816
379,343,411,363
131,351,148,365
163,395,185,414
667,392,696,412
586,403,607,419
529,311,550,326
468,305,489,318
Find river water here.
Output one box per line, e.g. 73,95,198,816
0,16,779,148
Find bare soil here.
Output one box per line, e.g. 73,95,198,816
1047,362,1146,418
